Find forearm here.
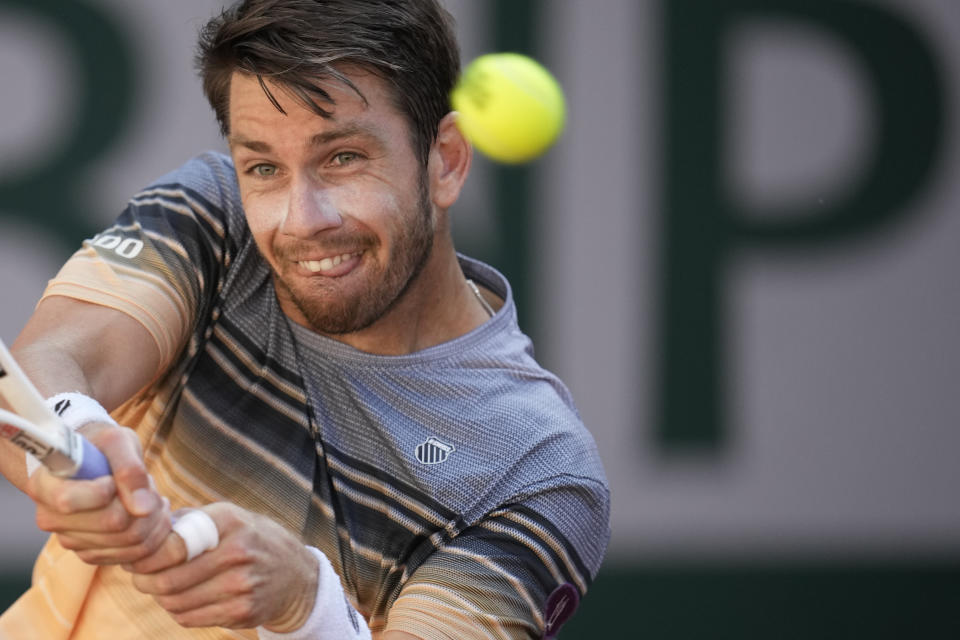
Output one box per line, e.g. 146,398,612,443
0,317,99,493
12,298,161,412
0,297,161,493
10,340,97,401
0,345,90,494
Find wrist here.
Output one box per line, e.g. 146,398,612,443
257,547,371,640
45,392,118,432
22,393,118,478
263,546,319,633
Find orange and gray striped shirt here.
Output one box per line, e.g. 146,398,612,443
0,152,609,640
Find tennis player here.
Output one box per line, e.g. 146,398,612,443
0,1,609,638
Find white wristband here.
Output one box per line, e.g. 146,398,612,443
257,546,371,640
25,392,119,476
171,509,220,561
45,392,118,431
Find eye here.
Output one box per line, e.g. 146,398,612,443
331,151,363,167
250,163,278,177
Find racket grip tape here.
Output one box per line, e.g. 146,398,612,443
73,435,112,479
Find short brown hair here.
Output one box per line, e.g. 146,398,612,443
197,0,460,166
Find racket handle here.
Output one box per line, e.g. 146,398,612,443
73,436,112,479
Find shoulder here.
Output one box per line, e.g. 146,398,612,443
446,256,608,490
133,152,245,240
439,326,609,522
479,381,608,498
149,151,238,200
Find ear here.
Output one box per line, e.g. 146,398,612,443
428,112,472,210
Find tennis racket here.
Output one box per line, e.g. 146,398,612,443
0,338,110,480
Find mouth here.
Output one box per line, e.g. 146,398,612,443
296,251,364,276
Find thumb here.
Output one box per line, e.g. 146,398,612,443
87,425,159,517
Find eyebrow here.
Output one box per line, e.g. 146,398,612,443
227,135,271,153
228,124,385,153
311,124,379,147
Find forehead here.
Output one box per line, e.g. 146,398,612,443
227,70,403,136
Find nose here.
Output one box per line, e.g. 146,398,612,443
280,174,342,237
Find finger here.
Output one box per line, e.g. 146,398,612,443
53,501,172,564
88,427,159,517
36,496,131,535
127,528,189,575
64,517,171,566
172,509,221,562
147,566,263,629
69,523,171,565
49,498,171,546
128,505,220,574
132,542,225,597
27,471,115,514
164,590,261,630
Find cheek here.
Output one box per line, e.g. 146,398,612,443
372,191,403,221
242,194,285,237
369,192,412,251
335,186,405,238
241,196,287,264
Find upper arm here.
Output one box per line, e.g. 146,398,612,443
384,480,610,640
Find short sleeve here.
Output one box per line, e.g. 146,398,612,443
385,477,610,640
41,153,241,368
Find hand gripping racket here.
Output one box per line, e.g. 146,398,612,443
0,339,218,556
0,338,110,480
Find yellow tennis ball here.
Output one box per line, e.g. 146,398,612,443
451,53,566,164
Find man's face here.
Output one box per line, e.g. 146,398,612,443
227,71,435,335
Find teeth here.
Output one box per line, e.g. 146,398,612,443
299,252,359,273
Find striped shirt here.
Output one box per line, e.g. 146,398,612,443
0,152,609,640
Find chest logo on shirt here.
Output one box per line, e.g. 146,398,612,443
415,437,455,464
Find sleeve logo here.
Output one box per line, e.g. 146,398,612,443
544,582,579,638
91,233,144,259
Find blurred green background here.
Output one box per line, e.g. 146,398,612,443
2,0,959,636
